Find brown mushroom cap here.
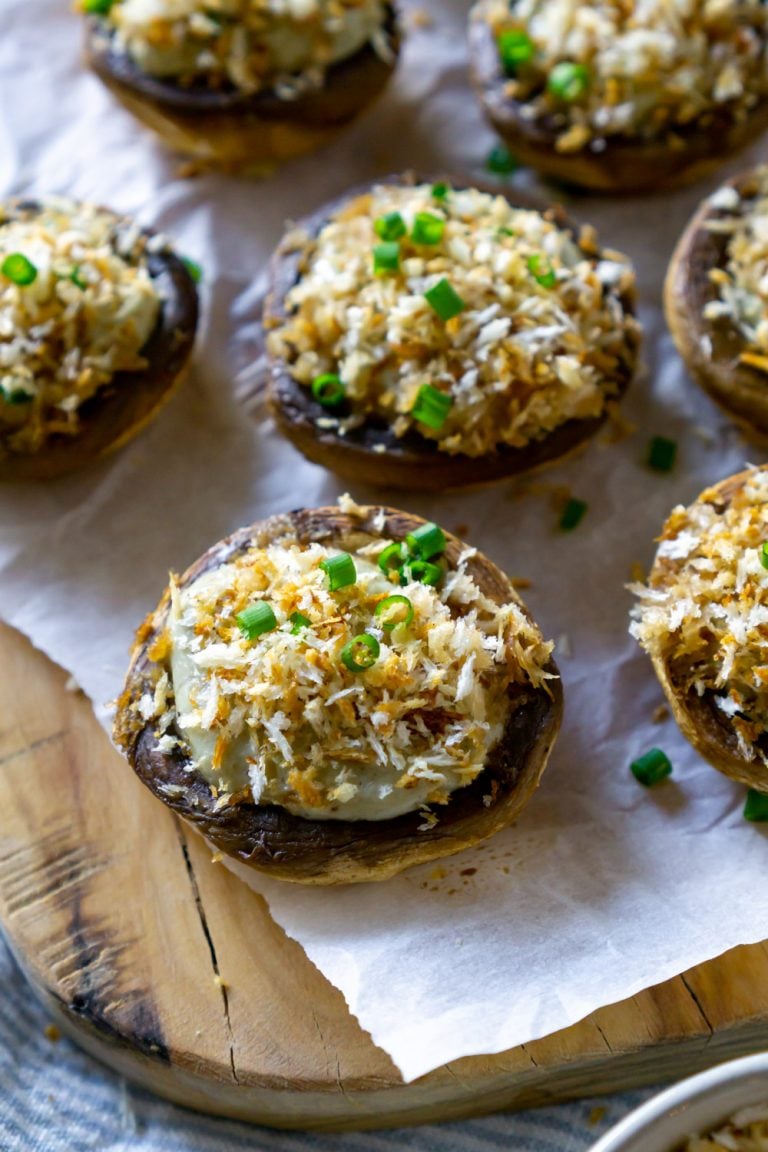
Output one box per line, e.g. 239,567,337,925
84,6,400,169
665,169,768,444
115,505,563,885
264,175,639,491
0,199,198,482
644,468,768,791
468,12,768,195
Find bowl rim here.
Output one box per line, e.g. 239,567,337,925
589,1052,768,1152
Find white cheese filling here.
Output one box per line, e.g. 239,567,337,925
631,468,768,764
267,183,638,458
103,0,387,93
157,530,554,821
0,198,161,454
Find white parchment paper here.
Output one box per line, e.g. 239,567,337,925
2,0,768,1085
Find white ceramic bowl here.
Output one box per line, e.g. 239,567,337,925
589,1052,768,1152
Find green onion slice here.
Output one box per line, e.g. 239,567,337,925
744,788,768,822
181,256,202,283
411,383,453,430
69,265,87,290
406,521,446,560
411,212,445,246
2,387,33,405
341,633,380,673
547,61,590,101
424,278,466,322
401,560,443,587
431,182,450,201
487,144,518,176
374,212,406,242
373,241,401,276
559,498,587,531
760,542,768,571
320,552,356,591
82,0,115,13
647,435,677,473
378,541,407,577
528,253,557,289
236,601,277,640
497,28,535,74
630,748,672,788
289,611,310,634
311,372,345,408
374,594,414,631
2,253,37,286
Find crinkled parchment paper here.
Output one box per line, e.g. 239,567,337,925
2,0,768,1085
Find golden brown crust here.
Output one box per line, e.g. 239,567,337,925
84,7,400,170
665,170,768,444
468,15,768,195
264,173,638,491
115,505,563,885
0,200,198,481
645,469,768,791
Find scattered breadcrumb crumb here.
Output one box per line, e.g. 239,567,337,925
652,704,670,723
630,562,646,582
589,1106,607,1126
511,577,532,590
213,975,229,990
404,6,433,28
44,1023,60,1043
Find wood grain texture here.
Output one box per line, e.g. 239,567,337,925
0,621,767,1130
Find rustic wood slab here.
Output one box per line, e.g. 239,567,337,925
0,621,767,1131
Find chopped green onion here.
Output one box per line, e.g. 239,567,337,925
401,560,444,587
630,748,673,788
547,61,590,102
341,633,380,673
378,541,407,577
744,788,768,822
2,387,33,406
181,256,202,283
406,522,446,560
82,0,114,12
431,182,450,201
236,601,277,640
528,253,557,289
559,498,587,531
373,241,401,276
320,552,356,591
311,373,345,408
2,253,37,286
497,28,535,75
647,435,677,473
374,594,414,631
289,611,310,634
67,265,87,290
411,212,445,246
487,144,518,176
374,212,406,242
424,278,466,322
411,383,453,430
760,542,768,570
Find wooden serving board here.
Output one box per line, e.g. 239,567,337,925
1,622,768,1131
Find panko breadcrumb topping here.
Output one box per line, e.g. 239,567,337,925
141,519,555,822
476,0,768,153
703,166,768,372
682,1103,768,1150
266,183,638,458
93,0,388,95
0,199,161,456
631,468,768,765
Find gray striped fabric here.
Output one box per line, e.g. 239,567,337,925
0,937,658,1152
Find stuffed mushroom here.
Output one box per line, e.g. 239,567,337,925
631,466,768,790
469,0,768,194
0,197,198,480
264,175,640,490
666,166,768,443
114,499,562,885
82,0,400,170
